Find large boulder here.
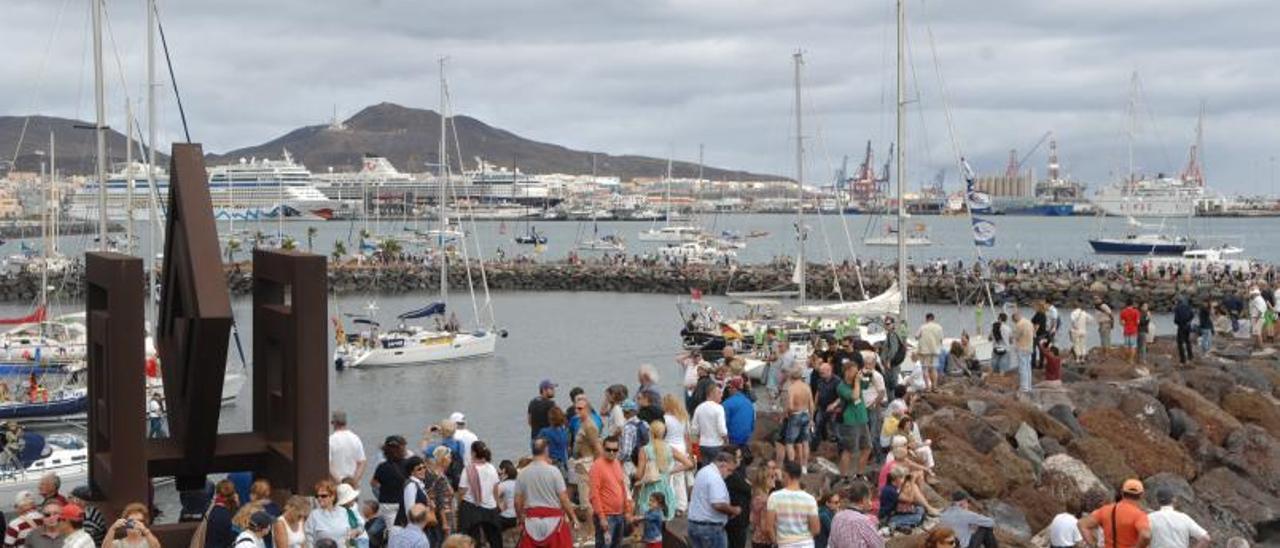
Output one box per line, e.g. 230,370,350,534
990,442,1037,489
1158,381,1243,446
1179,367,1236,404
1040,454,1113,513
1117,390,1171,436
987,396,1074,443
1221,424,1280,496
1078,407,1196,479
988,501,1033,543
1004,485,1062,534
921,407,1005,454
1222,362,1276,395
1014,422,1044,470
931,432,1005,499
1192,466,1280,540
1067,436,1137,490
1219,389,1280,439
1047,404,1085,437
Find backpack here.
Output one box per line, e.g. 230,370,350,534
443,438,465,489
888,332,907,367
628,420,650,464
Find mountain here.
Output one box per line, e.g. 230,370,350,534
209,102,782,181
0,115,162,175
2,104,783,182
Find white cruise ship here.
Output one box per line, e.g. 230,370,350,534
69,150,340,222
1091,175,1201,218
311,155,558,208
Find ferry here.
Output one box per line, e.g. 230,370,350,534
68,151,340,222
312,155,559,209
1091,175,1201,218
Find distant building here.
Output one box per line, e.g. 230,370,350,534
974,172,1033,197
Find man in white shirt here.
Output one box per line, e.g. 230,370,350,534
687,452,740,548
1147,487,1210,548
1046,510,1083,548
1069,307,1090,364
914,314,944,391
450,412,478,465
329,410,367,482
1248,288,1268,348
146,393,166,439
690,385,728,468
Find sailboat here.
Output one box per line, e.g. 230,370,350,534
576,156,625,252
333,58,501,368
638,157,702,243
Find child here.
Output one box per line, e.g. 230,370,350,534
633,492,666,548
1042,344,1063,385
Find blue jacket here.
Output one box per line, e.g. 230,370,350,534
722,392,755,447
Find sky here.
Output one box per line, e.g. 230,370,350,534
3,0,1279,195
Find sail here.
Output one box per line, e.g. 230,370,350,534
398,302,446,320
793,283,902,318
791,254,804,285
0,306,46,325
971,216,996,247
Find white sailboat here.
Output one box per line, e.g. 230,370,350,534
638,157,702,243
576,156,625,252
333,58,500,368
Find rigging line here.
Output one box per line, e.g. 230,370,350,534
443,84,493,325
153,4,190,142
101,0,137,109
904,15,936,181
805,112,846,301
8,0,76,170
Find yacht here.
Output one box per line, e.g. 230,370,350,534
1088,232,1195,255
638,225,704,243
657,241,735,264
1091,175,1201,218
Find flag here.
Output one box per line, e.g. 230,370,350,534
720,323,742,340
962,157,991,212
690,288,703,301
971,216,996,247
791,254,804,285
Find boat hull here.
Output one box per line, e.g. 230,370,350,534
0,394,88,420
1088,239,1188,255
346,331,497,368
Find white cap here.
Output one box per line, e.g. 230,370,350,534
449,412,466,424
12,490,36,508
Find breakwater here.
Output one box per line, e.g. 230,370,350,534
0,221,123,240
2,257,1270,311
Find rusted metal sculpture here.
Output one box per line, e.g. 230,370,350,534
86,143,329,545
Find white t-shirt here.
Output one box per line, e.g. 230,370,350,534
328,429,366,481
1047,513,1083,548
458,462,501,509
1070,309,1090,335
147,399,163,419
663,414,689,453
453,428,479,465
233,531,265,548
497,479,517,519
690,401,727,448
1148,507,1208,548
860,369,885,408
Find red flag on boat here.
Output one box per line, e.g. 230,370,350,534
0,305,45,325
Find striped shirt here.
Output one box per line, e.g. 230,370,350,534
766,488,818,545
828,509,884,548
4,510,44,547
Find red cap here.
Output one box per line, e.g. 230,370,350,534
60,503,84,522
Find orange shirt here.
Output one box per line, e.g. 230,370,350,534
1091,500,1150,548
588,457,630,517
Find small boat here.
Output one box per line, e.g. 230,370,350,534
0,430,89,504
637,225,703,243
1088,233,1194,255
1141,245,1252,270
658,242,735,264
514,227,548,245
577,234,626,252
864,223,931,247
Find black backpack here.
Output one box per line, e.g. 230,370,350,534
888,331,907,366
443,438,465,489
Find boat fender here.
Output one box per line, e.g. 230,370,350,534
499,329,509,338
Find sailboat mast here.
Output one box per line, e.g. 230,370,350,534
664,156,673,224
1127,71,1137,186
50,133,56,256
92,0,108,251
895,0,908,321
793,50,806,305
147,0,158,319
125,100,135,255
41,134,50,316
438,57,449,305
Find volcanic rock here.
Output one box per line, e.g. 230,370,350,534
1157,381,1243,446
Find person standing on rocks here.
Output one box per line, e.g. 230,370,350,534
1137,303,1152,365
1249,287,1268,349
1118,299,1141,365
1094,298,1115,356
528,380,558,442
834,364,869,478
691,385,728,468
763,461,820,548
1031,301,1049,369
1047,300,1062,347
1146,486,1210,548
779,369,814,473
1012,311,1035,396
1196,300,1215,356
990,313,1012,373
1077,479,1152,548
810,362,841,455
1172,296,1195,365
878,317,906,397
1069,306,1090,364
914,314,944,392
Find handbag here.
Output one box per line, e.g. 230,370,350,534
187,506,214,548
639,445,661,485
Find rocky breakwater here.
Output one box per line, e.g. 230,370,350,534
0,259,1266,309
753,334,1280,547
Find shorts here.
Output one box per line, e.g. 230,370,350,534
836,422,869,453
782,412,811,444
1123,334,1137,348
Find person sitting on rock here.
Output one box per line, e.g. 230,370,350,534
876,465,936,532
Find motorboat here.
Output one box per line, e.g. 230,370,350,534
1088,232,1194,255
637,225,703,243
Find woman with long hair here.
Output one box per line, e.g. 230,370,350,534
535,406,570,473
272,496,310,548
661,393,694,513
748,465,777,548
104,502,160,548
923,527,959,548
633,420,690,521
204,479,239,548
457,441,503,548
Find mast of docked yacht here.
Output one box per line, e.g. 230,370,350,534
92,0,108,251
125,100,135,255
146,0,159,319
793,50,806,305
895,0,908,321
438,57,449,307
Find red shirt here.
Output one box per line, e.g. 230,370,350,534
1044,353,1062,381
1119,307,1140,336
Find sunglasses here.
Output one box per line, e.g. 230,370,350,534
317,493,333,499
604,447,620,453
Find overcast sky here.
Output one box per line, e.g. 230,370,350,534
4,0,1279,194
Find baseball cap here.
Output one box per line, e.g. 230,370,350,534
1155,486,1176,505
12,491,36,508
1121,479,1145,495
538,379,557,391
250,511,275,530
620,399,637,412
449,412,466,424
60,503,84,522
